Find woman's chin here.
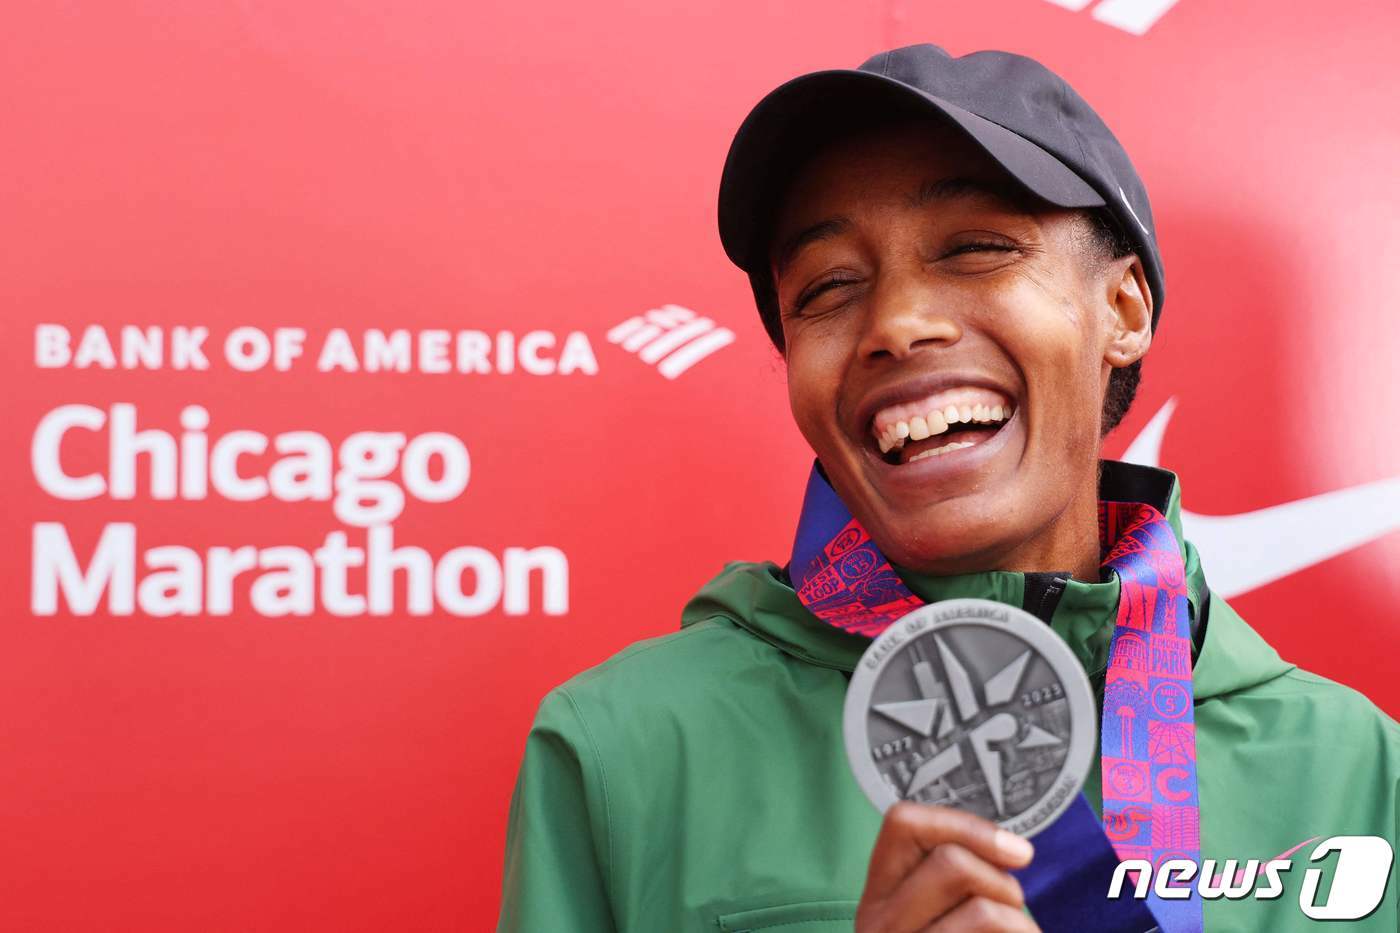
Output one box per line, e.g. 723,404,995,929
869,511,1022,576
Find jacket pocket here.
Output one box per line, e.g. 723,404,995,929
716,899,859,932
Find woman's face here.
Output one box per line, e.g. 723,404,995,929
770,118,1152,575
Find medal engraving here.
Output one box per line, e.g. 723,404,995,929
844,599,1096,838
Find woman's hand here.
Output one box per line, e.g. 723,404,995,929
854,802,1040,932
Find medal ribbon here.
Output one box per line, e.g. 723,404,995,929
790,464,1202,932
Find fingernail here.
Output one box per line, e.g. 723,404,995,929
995,829,1034,864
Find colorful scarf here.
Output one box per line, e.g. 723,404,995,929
790,463,1202,932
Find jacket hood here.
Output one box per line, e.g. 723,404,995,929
680,458,1295,701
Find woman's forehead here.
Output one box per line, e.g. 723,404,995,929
778,119,1038,219
771,129,1046,261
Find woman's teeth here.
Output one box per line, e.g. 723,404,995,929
875,402,1012,455
907,440,978,462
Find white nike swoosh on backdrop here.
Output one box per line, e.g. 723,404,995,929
1122,398,1400,598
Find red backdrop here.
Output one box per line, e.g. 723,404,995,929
3,1,1397,929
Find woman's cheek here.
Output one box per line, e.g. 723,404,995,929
785,366,832,448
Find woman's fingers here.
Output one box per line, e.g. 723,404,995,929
880,840,1027,924
856,802,1038,932
863,802,1034,902
923,895,1042,932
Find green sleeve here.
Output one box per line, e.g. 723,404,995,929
1393,773,1399,931
497,688,617,933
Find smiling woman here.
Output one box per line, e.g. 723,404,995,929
497,43,1400,933
763,116,1153,581
755,171,1144,439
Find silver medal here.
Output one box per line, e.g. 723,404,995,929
843,598,1095,838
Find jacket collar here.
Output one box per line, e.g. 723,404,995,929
680,458,1295,700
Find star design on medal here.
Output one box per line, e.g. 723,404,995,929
874,635,1063,815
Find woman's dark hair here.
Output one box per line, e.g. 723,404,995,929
1085,206,1144,436
747,203,1144,438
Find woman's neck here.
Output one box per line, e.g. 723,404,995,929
919,481,1105,583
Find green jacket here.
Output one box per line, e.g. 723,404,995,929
498,461,1400,931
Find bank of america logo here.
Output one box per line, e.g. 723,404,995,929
607,304,735,379
1044,0,1179,35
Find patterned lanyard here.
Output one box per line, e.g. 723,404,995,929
790,464,1203,932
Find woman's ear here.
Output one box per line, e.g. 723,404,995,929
1103,255,1153,368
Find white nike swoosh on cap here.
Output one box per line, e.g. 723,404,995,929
1122,398,1400,598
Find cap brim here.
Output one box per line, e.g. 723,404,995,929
718,69,1108,274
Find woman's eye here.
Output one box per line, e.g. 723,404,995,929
948,241,1016,256
793,277,858,313
790,244,1015,313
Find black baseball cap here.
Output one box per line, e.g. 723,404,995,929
718,44,1165,339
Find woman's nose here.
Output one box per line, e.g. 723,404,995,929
855,272,962,361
